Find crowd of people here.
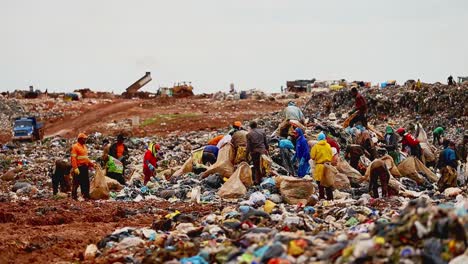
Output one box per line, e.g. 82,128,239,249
52,88,467,201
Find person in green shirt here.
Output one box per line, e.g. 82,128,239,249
433,127,445,145
103,154,125,185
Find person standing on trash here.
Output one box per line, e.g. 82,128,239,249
397,127,422,160
109,134,129,175
432,126,445,146
348,87,368,128
71,133,94,200
278,101,306,138
383,126,399,164
292,128,310,178
368,159,391,198
437,141,458,191
448,75,454,86
246,121,269,185
415,79,422,90
230,121,248,164
143,143,160,185
279,138,295,176
310,132,334,200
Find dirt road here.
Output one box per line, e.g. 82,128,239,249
45,100,141,138
44,97,286,139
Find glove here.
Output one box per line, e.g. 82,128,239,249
74,168,80,175
148,164,155,171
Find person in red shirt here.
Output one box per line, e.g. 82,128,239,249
143,143,160,185
349,87,368,128
396,128,422,160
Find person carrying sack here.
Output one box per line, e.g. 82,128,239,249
311,132,334,200
71,133,95,200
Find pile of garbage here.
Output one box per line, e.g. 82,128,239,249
82,188,468,263
301,84,468,136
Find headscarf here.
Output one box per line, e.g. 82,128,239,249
318,132,326,141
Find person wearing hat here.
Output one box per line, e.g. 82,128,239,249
328,113,338,126
109,134,129,175
230,121,248,164
102,152,125,185
70,133,94,200
143,143,160,185
310,132,333,200
383,126,399,164
396,127,422,160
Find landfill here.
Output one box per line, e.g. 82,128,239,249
0,83,467,263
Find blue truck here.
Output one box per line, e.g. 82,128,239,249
12,117,44,141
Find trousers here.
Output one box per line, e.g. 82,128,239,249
72,165,90,199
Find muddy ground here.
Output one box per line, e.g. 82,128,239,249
0,199,217,263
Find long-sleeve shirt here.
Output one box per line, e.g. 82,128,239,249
143,150,157,175
295,128,310,160
355,93,368,114
283,106,305,121
246,128,268,154
70,143,92,169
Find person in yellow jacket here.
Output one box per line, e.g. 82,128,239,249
310,132,334,200
71,133,94,200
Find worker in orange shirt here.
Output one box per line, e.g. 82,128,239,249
71,133,95,200
109,134,129,175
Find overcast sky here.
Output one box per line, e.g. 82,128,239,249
1,0,467,94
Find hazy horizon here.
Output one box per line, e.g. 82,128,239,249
1,0,467,94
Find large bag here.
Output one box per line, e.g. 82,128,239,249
420,143,436,163
234,146,247,164
202,144,235,178
334,173,352,190
172,157,193,178
279,176,315,205
218,162,252,199
397,157,438,184
105,176,123,191
261,154,272,175
342,112,357,128
336,157,363,180
322,163,337,187
90,165,110,200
